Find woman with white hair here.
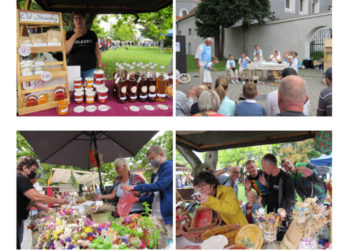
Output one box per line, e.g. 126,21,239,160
96,158,146,215
192,89,226,116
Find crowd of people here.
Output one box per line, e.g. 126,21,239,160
176,66,332,117
17,145,173,248
192,153,330,240
177,37,332,116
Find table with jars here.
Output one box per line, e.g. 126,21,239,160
23,62,173,116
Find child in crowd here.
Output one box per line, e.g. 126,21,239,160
235,82,265,116
215,77,236,116
203,56,219,89
226,54,239,84
238,53,251,83
190,85,208,115
242,190,262,224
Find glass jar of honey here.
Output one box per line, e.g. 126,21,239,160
25,94,38,107
38,93,49,105
57,99,68,115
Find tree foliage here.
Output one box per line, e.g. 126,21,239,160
17,131,173,185
195,0,271,57
109,16,137,41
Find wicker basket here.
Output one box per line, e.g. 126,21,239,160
182,217,221,243
202,224,241,247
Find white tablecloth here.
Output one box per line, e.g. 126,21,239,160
247,62,289,71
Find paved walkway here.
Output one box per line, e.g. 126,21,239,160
177,69,327,116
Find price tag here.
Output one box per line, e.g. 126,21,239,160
41,71,53,82
18,45,31,57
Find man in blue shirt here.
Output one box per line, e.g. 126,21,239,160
214,165,240,196
122,146,173,237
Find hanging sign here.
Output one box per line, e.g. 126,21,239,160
19,11,59,23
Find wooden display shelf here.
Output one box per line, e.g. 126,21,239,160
28,46,64,53
17,9,70,115
18,69,67,82
22,83,67,94
18,98,69,115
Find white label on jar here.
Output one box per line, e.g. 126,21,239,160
41,71,53,81
86,97,94,102
126,74,130,80
141,86,148,93
163,73,169,80
60,107,68,113
131,86,137,93
120,96,127,100
98,95,108,100
22,71,33,76
18,45,31,57
54,89,65,94
148,93,156,98
33,43,48,47
140,95,147,98
48,42,62,47
157,93,166,97
115,77,120,84
156,72,160,78
149,86,156,92
96,77,104,81
121,86,127,93
130,96,137,100
34,70,44,75
75,97,83,102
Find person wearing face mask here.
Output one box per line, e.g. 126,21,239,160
95,158,146,216
193,171,248,226
121,146,173,237
17,156,68,249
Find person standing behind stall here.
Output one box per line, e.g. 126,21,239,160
66,10,102,80
121,146,173,238
17,156,68,249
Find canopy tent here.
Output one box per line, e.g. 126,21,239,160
310,154,332,166
166,29,173,37
21,131,157,192
50,168,106,186
176,131,316,152
34,0,172,14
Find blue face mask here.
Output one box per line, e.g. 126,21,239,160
150,160,160,168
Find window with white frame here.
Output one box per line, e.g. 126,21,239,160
299,0,308,15
179,8,188,17
285,0,295,13
312,0,320,14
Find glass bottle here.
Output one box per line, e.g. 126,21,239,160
147,66,157,102
117,66,128,104
156,65,167,102
127,66,138,103
138,66,148,102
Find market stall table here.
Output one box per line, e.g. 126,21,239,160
246,62,289,81
23,80,173,116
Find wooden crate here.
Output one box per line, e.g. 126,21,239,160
17,9,70,115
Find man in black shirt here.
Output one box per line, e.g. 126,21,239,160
261,154,296,240
17,156,68,249
66,10,102,80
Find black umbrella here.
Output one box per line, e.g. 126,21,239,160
20,131,157,192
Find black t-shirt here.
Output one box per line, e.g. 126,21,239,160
267,172,282,213
190,102,199,116
17,173,34,223
66,30,98,71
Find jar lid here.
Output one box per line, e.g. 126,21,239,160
85,76,93,81
94,69,104,74
86,90,95,96
74,90,84,96
97,86,108,93
74,77,82,81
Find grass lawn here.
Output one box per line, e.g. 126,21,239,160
186,54,229,72
102,47,172,80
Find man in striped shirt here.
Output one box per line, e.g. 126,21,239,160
317,67,332,116
244,160,269,207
